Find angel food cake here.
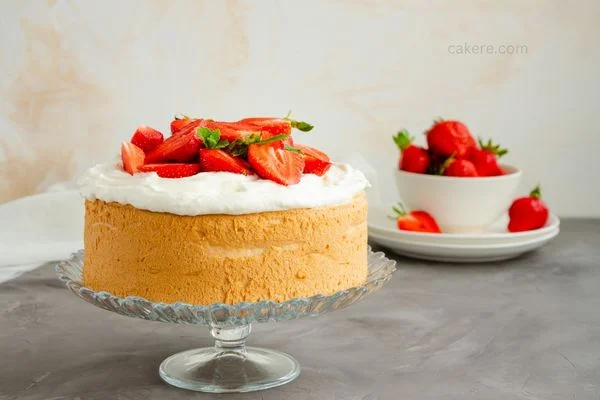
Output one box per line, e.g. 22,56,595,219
79,115,369,305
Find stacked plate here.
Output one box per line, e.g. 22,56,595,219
368,204,560,263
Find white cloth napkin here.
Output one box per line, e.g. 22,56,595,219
0,184,84,283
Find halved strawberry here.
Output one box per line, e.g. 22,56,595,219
391,203,441,233
170,115,199,134
260,130,293,149
140,163,200,178
131,125,164,152
198,120,244,142
172,119,203,137
239,117,313,135
120,142,145,175
247,143,305,185
145,131,201,163
199,149,253,175
294,144,331,176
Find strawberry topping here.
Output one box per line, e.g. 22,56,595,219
131,125,164,153
140,163,201,178
248,142,305,186
121,142,145,175
199,149,253,175
170,115,199,134
294,144,331,176
145,131,201,163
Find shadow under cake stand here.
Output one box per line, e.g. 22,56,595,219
56,249,397,393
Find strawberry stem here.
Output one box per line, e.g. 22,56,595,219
478,137,508,157
289,120,314,132
284,111,314,132
529,185,542,199
256,134,290,145
284,145,304,154
174,113,190,120
392,130,413,151
391,203,407,217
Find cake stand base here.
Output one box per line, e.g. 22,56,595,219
158,324,300,393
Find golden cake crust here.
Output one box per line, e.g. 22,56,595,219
83,193,368,304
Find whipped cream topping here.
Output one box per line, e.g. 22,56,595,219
78,161,370,216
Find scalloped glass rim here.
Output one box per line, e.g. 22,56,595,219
56,248,397,327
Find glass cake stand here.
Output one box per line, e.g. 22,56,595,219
56,249,397,393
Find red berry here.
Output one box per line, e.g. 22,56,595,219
239,117,313,134
443,159,478,177
140,163,201,178
392,203,441,233
392,130,430,174
468,138,508,176
130,125,164,153
294,144,331,176
199,149,253,175
170,116,199,134
508,185,549,232
120,142,145,175
247,142,305,185
426,119,477,158
145,131,201,163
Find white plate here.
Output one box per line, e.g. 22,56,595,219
368,204,560,263
368,204,560,245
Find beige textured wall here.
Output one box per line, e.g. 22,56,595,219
1,0,599,216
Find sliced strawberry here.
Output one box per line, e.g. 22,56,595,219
198,120,244,142
170,116,199,134
239,117,313,135
240,118,292,135
172,119,203,137
199,149,253,175
145,131,201,163
140,163,200,178
260,130,293,149
130,125,164,153
120,142,145,175
294,144,331,176
247,142,305,185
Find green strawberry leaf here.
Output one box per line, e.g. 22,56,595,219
284,111,314,132
197,127,229,149
393,129,413,150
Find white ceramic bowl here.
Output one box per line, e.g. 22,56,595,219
394,165,522,233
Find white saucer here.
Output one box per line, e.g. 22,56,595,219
368,204,560,263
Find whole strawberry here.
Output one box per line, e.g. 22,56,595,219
393,130,430,174
468,138,507,176
508,185,549,232
426,119,477,158
443,158,478,177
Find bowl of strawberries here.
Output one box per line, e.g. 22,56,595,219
393,118,522,233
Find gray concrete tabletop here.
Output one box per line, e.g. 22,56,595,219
1,219,599,400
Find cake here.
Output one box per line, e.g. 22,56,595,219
79,115,370,305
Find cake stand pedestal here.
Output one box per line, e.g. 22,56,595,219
159,324,299,393
56,249,396,393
